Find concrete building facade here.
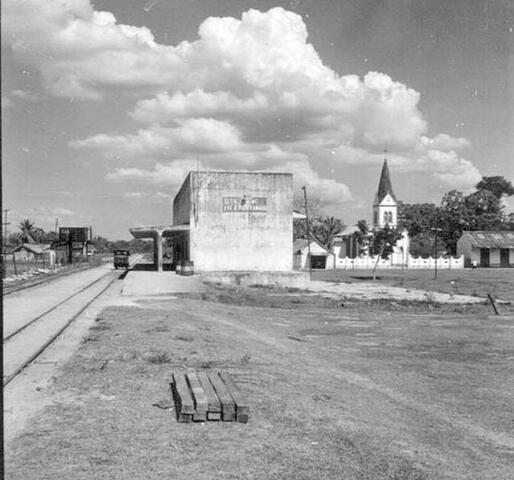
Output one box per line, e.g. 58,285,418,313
173,171,293,271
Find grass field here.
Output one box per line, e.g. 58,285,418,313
5,282,514,479
312,268,514,301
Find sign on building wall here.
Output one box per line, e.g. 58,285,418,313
223,196,267,212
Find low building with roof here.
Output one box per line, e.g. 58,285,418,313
293,238,335,270
13,243,55,265
457,231,514,267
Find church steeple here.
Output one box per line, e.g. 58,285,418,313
372,150,398,228
375,158,396,204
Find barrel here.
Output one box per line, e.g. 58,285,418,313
180,260,194,276
175,262,182,275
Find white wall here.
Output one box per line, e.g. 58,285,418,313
295,242,335,269
335,254,464,269
181,172,293,271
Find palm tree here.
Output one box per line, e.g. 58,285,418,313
17,219,44,243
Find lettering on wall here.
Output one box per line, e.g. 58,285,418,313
223,196,267,212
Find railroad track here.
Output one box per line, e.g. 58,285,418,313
3,254,142,387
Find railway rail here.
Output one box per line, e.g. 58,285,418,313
3,261,109,296
3,254,141,387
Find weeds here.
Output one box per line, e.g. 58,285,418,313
145,353,172,364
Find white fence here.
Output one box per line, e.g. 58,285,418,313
335,254,464,270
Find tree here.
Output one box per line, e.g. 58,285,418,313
17,219,44,243
476,176,514,199
311,216,344,250
293,218,307,241
397,201,440,237
40,231,59,244
355,219,371,256
368,225,402,280
409,231,447,258
293,215,345,250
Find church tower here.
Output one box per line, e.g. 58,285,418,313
372,156,397,229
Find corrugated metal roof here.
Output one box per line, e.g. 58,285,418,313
14,243,51,254
334,225,361,237
461,231,514,248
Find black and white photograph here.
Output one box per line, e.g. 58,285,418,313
2,0,513,478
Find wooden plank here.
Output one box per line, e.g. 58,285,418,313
208,371,235,422
186,372,208,422
197,371,222,421
171,372,194,423
219,372,250,424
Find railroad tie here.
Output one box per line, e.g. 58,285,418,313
171,372,194,423
170,370,247,423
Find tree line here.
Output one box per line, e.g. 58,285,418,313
294,176,514,257
3,219,153,253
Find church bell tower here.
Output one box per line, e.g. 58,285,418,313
372,153,397,229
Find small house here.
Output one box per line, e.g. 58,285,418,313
13,243,55,265
293,239,335,270
457,231,514,267
333,225,363,260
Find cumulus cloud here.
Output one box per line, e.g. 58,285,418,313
2,96,14,109
70,119,243,159
53,207,76,216
4,1,481,200
11,90,40,102
106,159,199,186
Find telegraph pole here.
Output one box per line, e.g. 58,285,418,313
3,209,11,252
302,186,312,279
431,227,442,279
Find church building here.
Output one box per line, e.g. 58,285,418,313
333,155,409,266
373,159,398,228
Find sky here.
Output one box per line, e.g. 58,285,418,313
2,0,513,240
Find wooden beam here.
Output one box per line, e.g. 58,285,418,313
209,372,235,422
171,372,194,423
219,372,250,423
186,372,208,422
197,371,222,421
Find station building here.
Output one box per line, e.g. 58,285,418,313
130,171,293,272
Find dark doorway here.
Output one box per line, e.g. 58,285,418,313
480,248,490,267
310,255,327,269
500,249,510,267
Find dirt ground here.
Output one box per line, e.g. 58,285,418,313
313,268,514,302
5,285,514,480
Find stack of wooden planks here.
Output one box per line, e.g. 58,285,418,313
171,371,249,423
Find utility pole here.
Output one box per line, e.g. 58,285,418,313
3,209,12,279
3,209,11,251
431,227,442,279
302,186,312,279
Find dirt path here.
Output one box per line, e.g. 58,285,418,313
305,280,484,303
5,285,513,479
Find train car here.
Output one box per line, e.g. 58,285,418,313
113,249,130,269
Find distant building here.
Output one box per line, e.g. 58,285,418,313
332,225,363,260
457,231,514,267
372,159,398,228
293,238,335,270
333,156,409,267
13,243,55,265
131,171,294,272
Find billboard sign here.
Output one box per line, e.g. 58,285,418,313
59,227,91,242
